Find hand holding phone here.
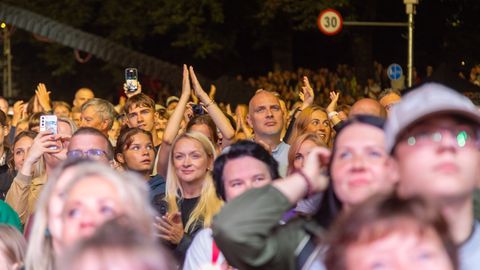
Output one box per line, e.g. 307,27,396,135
125,68,138,93
40,115,59,149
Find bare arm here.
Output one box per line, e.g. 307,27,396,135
189,66,235,147
156,65,191,177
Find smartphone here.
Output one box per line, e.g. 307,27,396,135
125,68,138,93
40,115,58,134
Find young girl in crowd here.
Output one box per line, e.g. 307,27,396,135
115,128,155,179
156,131,222,261
213,115,398,269
0,225,27,270
326,194,457,270
115,127,165,204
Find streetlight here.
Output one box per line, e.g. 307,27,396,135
404,0,419,88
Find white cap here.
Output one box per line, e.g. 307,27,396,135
385,83,480,153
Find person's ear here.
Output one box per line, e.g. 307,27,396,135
102,119,111,132
246,114,253,128
3,124,9,137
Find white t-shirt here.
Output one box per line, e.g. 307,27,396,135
184,228,226,270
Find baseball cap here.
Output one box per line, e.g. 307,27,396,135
385,83,480,153
166,96,179,107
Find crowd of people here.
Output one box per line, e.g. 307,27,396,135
0,62,478,270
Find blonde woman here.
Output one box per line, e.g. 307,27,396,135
25,160,155,270
6,117,76,224
287,105,333,148
156,131,223,260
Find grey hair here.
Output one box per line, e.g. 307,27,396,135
81,98,116,129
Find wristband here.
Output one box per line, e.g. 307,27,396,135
328,111,339,120
295,169,313,197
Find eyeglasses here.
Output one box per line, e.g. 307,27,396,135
66,149,108,160
403,125,479,148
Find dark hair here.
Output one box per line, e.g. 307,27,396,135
115,127,153,159
71,127,114,160
212,140,279,200
186,114,219,144
314,114,385,228
325,194,458,270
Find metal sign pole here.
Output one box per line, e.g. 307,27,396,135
404,0,418,88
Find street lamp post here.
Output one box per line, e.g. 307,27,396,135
404,0,418,88
1,22,12,98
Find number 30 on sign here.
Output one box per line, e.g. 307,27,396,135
317,9,343,36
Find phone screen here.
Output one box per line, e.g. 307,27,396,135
125,68,138,92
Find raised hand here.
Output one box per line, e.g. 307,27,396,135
181,64,192,98
12,100,25,126
123,81,142,98
21,131,62,176
35,83,52,112
327,91,340,113
302,147,330,193
299,76,314,110
189,66,209,101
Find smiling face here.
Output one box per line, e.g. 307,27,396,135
172,137,212,185
118,133,155,174
13,136,33,171
61,176,123,248
305,110,332,144
331,123,395,208
222,156,273,201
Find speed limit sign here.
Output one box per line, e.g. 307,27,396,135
317,9,343,35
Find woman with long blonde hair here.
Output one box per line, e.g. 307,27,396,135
287,105,333,148
156,131,222,261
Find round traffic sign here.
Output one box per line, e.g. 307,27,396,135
387,64,403,80
317,9,343,36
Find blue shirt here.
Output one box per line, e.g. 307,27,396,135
459,220,480,270
271,141,290,177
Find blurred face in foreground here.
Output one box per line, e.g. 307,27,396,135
61,176,123,248
345,227,454,270
331,123,395,209
394,116,480,202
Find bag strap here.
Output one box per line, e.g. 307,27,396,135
212,240,220,264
